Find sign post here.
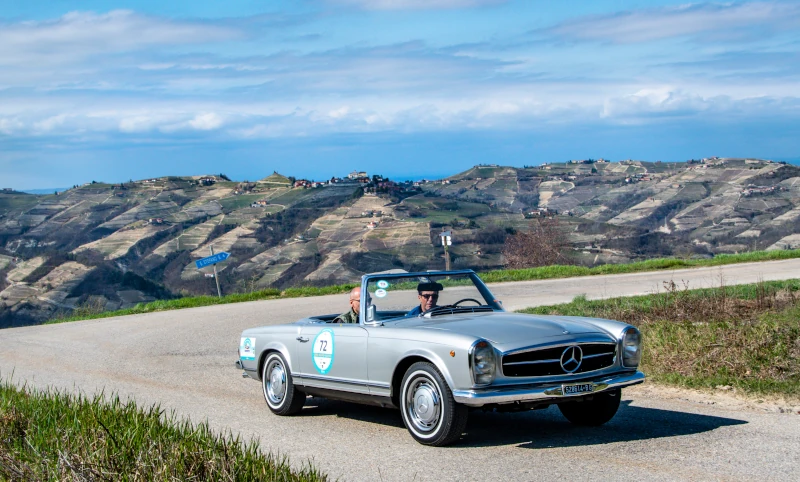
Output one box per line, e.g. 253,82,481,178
195,248,230,298
440,231,452,271
211,246,222,298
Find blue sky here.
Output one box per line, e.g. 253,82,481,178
1,0,799,189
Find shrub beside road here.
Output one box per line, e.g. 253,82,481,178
520,279,800,398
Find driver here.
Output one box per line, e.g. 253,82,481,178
407,282,443,317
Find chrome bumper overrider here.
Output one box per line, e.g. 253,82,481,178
452,371,645,406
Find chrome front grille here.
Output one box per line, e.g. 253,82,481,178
502,342,617,377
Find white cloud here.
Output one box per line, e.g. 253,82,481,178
547,2,800,43
188,113,224,130
328,0,505,10
0,117,24,135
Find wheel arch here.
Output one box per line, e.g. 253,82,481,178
390,351,455,407
257,343,293,382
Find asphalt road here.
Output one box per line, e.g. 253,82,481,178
2,259,800,481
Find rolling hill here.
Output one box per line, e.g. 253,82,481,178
2,157,799,326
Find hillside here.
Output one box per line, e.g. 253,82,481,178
2,158,799,326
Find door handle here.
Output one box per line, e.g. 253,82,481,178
296,336,309,343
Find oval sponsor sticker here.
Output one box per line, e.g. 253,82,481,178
312,329,335,374
377,280,389,289
375,288,387,298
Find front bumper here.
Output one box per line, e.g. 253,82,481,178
452,371,645,406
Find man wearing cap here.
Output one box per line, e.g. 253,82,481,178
407,282,443,317
334,287,361,323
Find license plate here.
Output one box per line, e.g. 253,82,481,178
563,383,594,396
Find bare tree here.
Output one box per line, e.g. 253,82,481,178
502,217,571,268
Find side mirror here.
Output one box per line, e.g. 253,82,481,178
366,304,376,322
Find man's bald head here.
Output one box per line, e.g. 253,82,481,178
349,287,361,313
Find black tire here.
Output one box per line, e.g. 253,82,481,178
262,352,305,416
558,388,621,426
400,362,468,446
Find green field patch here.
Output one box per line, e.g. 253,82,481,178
402,197,491,222
0,193,41,213
219,194,266,211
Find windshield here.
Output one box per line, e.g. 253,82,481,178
363,272,501,322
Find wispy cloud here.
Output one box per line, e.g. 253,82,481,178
544,2,800,44
326,0,506,11
0,10,240,67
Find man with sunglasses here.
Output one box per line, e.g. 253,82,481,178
406,281,443,317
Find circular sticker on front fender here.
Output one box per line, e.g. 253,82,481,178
312,329,335,374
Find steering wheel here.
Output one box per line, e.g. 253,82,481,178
420,298,484,316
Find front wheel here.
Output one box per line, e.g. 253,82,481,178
262,352,305,416
400,362,468,446
558,388,621,426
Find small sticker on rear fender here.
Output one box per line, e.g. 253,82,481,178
240,337,256,360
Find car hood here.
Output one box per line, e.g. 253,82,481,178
394,312,611,344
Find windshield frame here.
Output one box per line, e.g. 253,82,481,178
359,269,503,325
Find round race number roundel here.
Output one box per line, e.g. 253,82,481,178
312,329,335,374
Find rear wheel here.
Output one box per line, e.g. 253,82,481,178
262,352,305,415
400,362,468,446
558,388,621,426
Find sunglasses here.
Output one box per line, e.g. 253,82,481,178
418,293,439,299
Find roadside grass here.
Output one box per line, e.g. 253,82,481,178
50,284,360,324
479,248,800,283
0,380,327,481
518,279,800,398
48,248,800,324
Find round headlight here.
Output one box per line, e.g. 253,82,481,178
471,340,496,385
622,327,642,368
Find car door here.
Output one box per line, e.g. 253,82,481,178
296,323,370,394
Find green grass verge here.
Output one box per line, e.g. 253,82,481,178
51,284,359,324
0,380,327,481
479,248,800,283
519,279,800,397
50,248,800,324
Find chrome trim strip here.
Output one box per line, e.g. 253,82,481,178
453,371,645,406
504,358,560,366
582,352,614,360
294,373,390,389
502,352,612,366
503,339,616,357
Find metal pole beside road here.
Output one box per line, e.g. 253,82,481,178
441,231,452,271
210,246,222,298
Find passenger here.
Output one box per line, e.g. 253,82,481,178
407,282,443,317
334,287,361,323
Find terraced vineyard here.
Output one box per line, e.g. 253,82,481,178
2,158,799,326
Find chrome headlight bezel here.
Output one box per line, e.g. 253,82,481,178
622,327,642,368
469,339,496,386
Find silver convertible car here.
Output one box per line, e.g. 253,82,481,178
236,270,645,446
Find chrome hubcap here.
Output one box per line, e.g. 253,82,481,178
406,377,441,433
266,360,286,405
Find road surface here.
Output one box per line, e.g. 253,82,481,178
1,259,799,481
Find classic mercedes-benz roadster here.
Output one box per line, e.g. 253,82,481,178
236,270,644,446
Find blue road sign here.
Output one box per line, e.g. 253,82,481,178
195,252,230,269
